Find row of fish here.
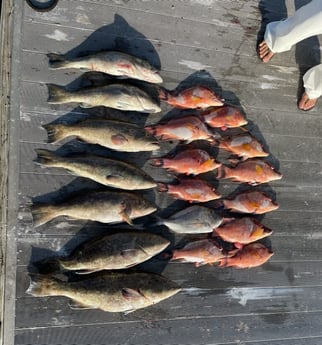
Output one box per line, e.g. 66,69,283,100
47,50,225,113
28,51,184,313
31,187,278,228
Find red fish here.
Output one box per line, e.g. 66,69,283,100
217,134,269,160
172,239,233,267
201,105,248,131
151,149,221,175
213,217,273,247
145,115,214,143
217,159,282,185
157,178,221,202
218,242,274,268
158,85,224,109
223,190,279,214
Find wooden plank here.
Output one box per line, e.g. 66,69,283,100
15,230,322,264
14,283,322,328
16,260,322,296
14,310,322,345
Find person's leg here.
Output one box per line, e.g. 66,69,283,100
298,64,322,110
259,0,322,62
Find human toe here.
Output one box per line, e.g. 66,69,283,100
298,92,318,111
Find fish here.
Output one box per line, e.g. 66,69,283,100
34,149,156,190
157,205,223,234
47,83,161,113
48,51,163,84
223,190,279,214
217,159,282,185
145,115,215,143
158,85,224,109
172,239,234,267
218,242,274,268
151,148,221,175
201,105,248,131
158,178,221,203
216,134,269,160
26,271,181,313
38,231,170,274
31,190,157,227
42,119,160,152
213,217,273,247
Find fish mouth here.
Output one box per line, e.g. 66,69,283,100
150,142,160,150
150,73,163,84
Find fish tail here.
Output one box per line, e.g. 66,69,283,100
33,257,62,275
216,166,227,179
26,274,62,297
150,158,164,167
31,204,57,227
42,123,67,144
157,86,170,100
170,250,179,261
218,257,228,267
157,182,168,192
47,53,68,69
34,148,62,167
209,132,222,145
47,83,69,104
144,125,156,136
212,199,224,209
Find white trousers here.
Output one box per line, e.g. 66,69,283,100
264,0,322,99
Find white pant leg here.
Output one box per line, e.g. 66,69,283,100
303,63,322,99
264,0,322,53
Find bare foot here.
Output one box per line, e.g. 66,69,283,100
258,41,275,63
298,92,318,111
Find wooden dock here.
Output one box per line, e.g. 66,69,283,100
1,0,322,344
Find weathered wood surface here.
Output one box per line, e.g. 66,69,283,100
11,0,322,344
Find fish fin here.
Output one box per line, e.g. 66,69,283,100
158,86,170,100
47,53,67,69
79,102,93,108
233,243,244,250
221,126,228,131
68,300,95,310
240,126,249,132
195,262,207,267
121,249,140,259
42,124,67,144
105,174,120,183
123,309,136,315
121,288,145,301
120,202,133,225
74,269,101,275
26,274,60,296
201,158,221,171
111,134,128,146
34,148,61,166
31,204,56,227
47,84,68,104
157,182,168,192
